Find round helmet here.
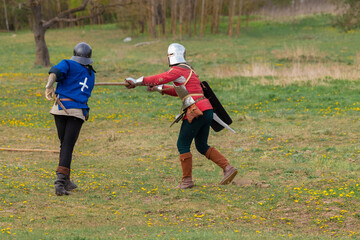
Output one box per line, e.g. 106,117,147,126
167,43,186,66
70,42,93,65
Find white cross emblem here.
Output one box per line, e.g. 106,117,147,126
79,77,88,92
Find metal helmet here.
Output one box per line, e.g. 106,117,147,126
70,42,93,65
167,43,186,66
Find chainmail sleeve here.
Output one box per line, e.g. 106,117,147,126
45,73,57,89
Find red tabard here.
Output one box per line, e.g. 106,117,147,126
143,66,213,115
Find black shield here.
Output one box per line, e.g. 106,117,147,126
201,81,232,132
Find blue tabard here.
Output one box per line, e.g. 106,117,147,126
49,60,95,115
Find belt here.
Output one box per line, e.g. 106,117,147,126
55,97,74,115
59,98,74,101
194,96,206,103
181,93,204,103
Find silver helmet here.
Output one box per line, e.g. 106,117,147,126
167,43,186,66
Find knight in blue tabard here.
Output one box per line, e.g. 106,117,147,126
44,42,96,196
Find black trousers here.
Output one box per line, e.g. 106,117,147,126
54,115,84,169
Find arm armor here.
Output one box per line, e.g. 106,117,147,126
45,73,57,89
153,85,163,94
49,66,65,82
125,76,144,86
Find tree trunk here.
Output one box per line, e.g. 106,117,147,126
3,0,9,31
186,0,192,37
227,0,236,36
148,0,157,38
13,6,19,31
46,0,52,21
170,0,177,36
139,0,147,34
199,0,205,37
116,11,121,27
179,0,184,38
210,0,216,33
193,0,198,36
203,0,209,35
236,0,243,35
211,0,222,34
30,0,50,66
161,0,166,35
98,9,103,29
215,0,223,34
131,15,136,35
56,0,63,28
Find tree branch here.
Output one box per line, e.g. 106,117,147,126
46,15,98,24
42,0,135,29
42,0,92,29
57,0,91,17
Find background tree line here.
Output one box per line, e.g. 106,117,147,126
0,0,356,67
2,0,356,36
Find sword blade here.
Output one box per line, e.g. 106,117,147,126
170,112,185,127
95,82,129,86
213,113,236,133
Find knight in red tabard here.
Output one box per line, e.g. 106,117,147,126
125,43,238,189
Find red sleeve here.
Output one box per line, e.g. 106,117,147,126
161,85,177,96
143,68,182,86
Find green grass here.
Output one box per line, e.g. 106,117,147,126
1,14,360,239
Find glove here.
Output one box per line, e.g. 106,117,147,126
147,85,163,94
125,76,144,89
125,78,136,89
45,87,55,101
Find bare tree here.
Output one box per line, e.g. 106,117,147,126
227,0,236,36
243,0,265,28
56,0,63,28
236,0,243,35
160,0,166,35
199,0,205,37
332,0,360,31
178,0,184,38
186,0,192,36
148,0,157,38
3,0,9,31
137,0,147,34
170,0,178,36
28,0,103,67
216,0,223,34
211,0,222,34
192,0,198,36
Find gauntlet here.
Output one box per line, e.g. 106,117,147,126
45,87,55,101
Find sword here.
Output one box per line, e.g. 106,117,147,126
55,95,69,115
170,112,185,127
213,113,236,133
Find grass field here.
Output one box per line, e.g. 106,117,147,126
1,15,360,239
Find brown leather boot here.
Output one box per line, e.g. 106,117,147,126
219,164,238,185
177,176,194,189
177,152,194,189
55,166,70,196
205,147,238,185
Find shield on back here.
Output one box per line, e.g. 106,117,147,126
201,81,233,132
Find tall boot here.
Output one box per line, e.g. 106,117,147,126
64,170,78,191
177,152,194,189
55,166,70,196
205,147,238,185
